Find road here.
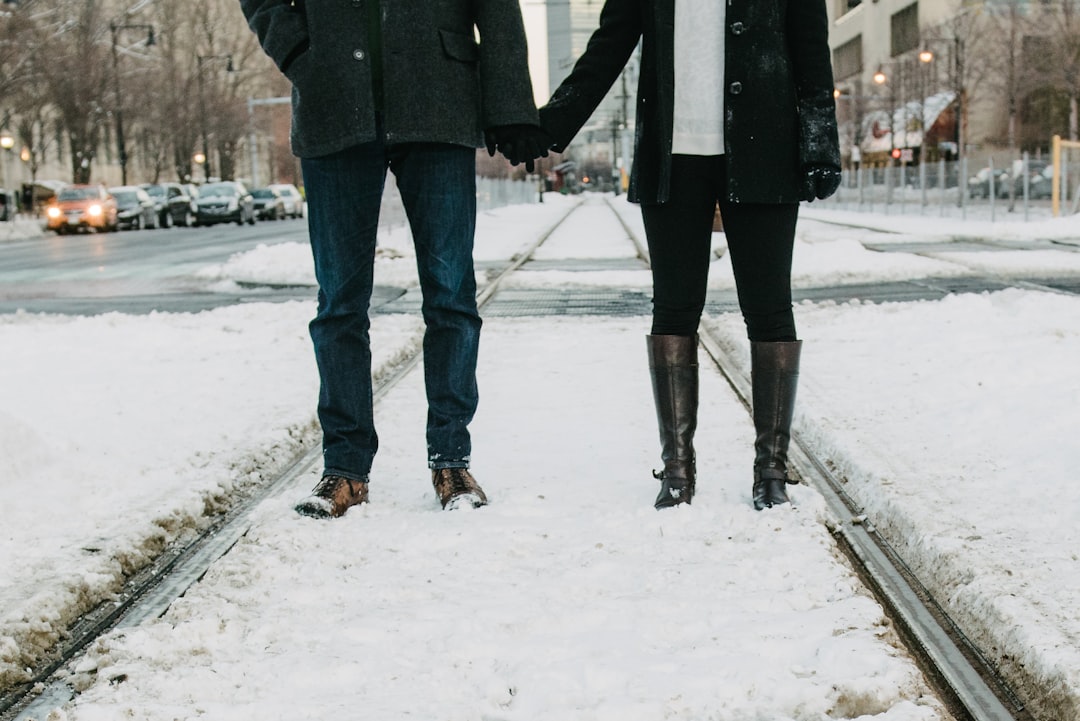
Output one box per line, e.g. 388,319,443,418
0,219,316,315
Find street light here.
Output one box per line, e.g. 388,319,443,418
197,54,234,182
832,85,865,170
872,64,900,159
109,22,155,186
0,130,14,220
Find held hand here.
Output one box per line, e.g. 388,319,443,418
488,124,555,173
801,165,841,202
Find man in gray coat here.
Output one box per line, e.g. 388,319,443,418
241,0,548,518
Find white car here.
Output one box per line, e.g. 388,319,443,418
268,183,304,219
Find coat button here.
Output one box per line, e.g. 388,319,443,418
729,81,743,95
353,49,366,61
731,21,745,34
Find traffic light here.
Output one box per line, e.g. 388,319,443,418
891,148,902,160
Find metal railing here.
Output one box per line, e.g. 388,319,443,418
822,155,1080,222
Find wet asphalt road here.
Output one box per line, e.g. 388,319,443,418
0,219,318,315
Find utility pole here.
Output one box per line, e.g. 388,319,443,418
610,117,620,195
197,54,234,182
109,22,155,186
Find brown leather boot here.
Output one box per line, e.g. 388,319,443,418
751,340,802,510
432,468,488,509
295,475,369,518
647,334,699,509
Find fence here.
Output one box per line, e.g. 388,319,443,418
821,154,1080,222
378,176,540,236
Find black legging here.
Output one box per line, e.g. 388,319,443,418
642,154,799,342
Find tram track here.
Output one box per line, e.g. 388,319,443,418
0,201,585,721
609,197,1030,721
3,196,1061,720
803,214,1080,300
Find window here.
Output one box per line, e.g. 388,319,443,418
833,36,863,81
891,3,919,57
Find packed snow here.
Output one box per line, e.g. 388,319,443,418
2,191,1079,720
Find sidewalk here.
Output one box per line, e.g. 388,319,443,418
804,202,1080,244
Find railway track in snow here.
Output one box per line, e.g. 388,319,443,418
4,196,1053,721
801,214,1080,301
0,202,582,721
609,199,1031,721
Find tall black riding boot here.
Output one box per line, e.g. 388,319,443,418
751,340,802,510
647,334,699,509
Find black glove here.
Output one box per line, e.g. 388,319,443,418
486,124,554,173
801,164,841,202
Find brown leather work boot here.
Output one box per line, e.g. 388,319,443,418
294,475,369,518
432,468,488,510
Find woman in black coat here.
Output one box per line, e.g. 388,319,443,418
537,0,841,510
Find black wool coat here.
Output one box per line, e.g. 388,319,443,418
539,0,840,205
240,0,539,159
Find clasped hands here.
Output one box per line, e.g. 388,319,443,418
485,125,556,173
488,125,842,201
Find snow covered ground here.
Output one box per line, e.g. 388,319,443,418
2,193,1079,720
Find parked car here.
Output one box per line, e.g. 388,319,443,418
967,167,1008,199
45,185,118,234
1009,159,1050,199
251,186,286,220
141,182,198,227
109,186,159,230
194,181,256,226
268,182,304,218
1027,165,1056,200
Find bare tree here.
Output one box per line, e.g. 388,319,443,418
1038,0,1080,142
25,0,113,183
0,1,35,101
923,7,994,162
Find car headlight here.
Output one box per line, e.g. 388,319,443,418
47,206,61,219
88,204,103,217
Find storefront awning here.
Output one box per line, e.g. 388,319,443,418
859,91,956,155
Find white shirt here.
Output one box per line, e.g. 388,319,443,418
672,0,726,155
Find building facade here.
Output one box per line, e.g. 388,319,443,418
829,0,1079,170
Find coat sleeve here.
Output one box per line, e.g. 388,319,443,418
785,0,840,170
475,0,541,128
539,0,642,151
239,0,310,75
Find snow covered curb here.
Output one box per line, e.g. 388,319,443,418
0,218,46,242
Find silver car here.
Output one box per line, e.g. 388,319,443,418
268,183,304,218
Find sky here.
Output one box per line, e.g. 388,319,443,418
2,193,1080,720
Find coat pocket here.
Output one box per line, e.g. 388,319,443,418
438,28,479,63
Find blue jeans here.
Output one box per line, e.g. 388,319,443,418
301,140,480,481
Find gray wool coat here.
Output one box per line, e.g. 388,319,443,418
240,0,539,159
539,0,840,205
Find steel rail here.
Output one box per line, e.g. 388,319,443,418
695,331,1026,721
609,196,1027,721
2,198,583,721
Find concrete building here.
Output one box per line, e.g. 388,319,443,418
829,0,1078,171
521,0,638,190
